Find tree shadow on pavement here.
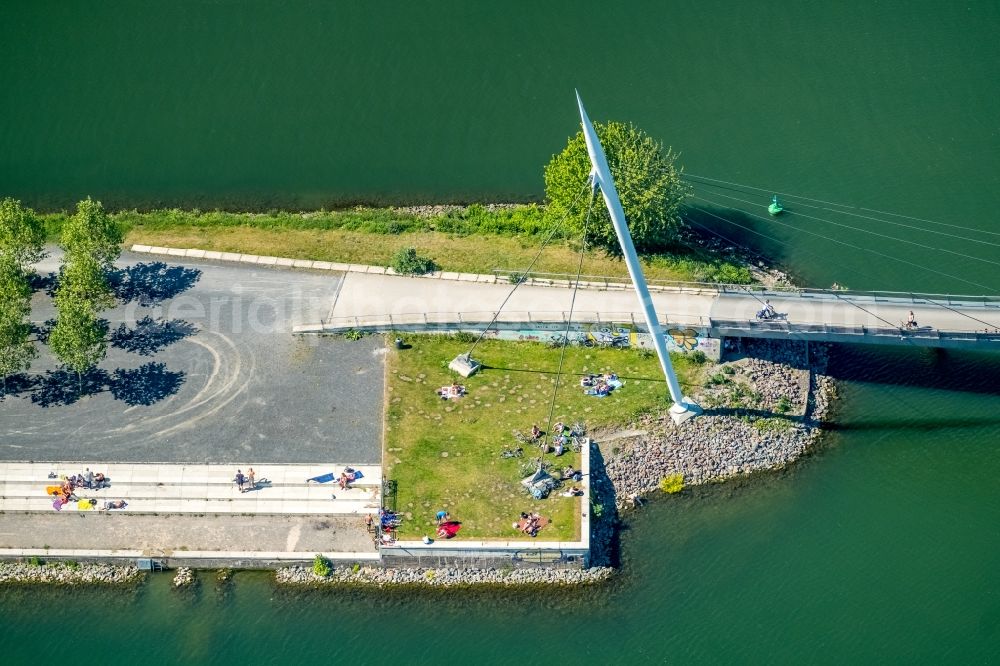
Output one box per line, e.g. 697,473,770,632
17,363,184,408
0,374,41,402
110,262,202,306
30,319,57,344
110,316,198,356
110,362,185,406
28,271,58,295
30,368,110,407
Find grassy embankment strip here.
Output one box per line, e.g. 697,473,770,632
383,335,706,540
41,206,754,283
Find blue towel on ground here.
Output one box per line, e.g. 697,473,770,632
308,472,336,483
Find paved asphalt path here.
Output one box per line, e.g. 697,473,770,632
0,250,384,464
0,513,374,554
328,272,1000,333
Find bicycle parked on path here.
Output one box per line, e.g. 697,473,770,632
582,334,628,349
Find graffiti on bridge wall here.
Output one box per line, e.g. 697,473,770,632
478,322,711,354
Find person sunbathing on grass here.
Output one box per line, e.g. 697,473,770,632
515,520,535,536
526,513,542,537
437,384,466,399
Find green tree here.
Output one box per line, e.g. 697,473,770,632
49,295,107,393
0,197,46,268
544,121,689,256
59,253,115,310
61,197,124,270
0,256,37,388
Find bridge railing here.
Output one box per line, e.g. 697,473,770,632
751,288,1000,308
299,310,711,332
712,319,1000,342
490,268,1000,307
295,311,1000,346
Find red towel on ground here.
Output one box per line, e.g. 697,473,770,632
437,521,462,538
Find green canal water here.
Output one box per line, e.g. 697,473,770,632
2,2,1000,662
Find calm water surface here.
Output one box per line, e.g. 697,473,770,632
2,2,999,662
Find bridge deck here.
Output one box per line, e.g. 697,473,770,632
298,271,1000,351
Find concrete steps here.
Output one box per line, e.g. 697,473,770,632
0,462,380,485
1,497,380,515
0,462,382,516
0,481,379,501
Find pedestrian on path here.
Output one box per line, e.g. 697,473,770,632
247,468,256,491
235,469,245,493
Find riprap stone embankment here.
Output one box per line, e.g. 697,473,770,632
0,561,141,585
275,564,614,587
597,340,835,508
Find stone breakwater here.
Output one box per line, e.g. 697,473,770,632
173,567,195,587
275,565,614,588
0,561,141,585
597,340,836,508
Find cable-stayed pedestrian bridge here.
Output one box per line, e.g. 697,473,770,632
294,270,1000,353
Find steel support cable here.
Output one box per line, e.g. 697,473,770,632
683,172,1000,237
695,188,1000,267
681,208,983,440
688,179,1000,248
680,215,938,362
544,187,595,438
682,211,1000,331
678,215,777,266
688,196,995,292
465,181,591,359
766,196,999,249
682,183,990,436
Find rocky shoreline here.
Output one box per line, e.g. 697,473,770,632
275,564,615,588
387,203,522,217
596,339,835,510
0,561,142,585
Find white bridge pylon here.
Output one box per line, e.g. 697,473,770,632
575,91,701,424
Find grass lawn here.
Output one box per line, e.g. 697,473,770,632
40,205,755,284
124,226,730,283
383,335,707,541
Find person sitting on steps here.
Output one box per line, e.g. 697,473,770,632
906,310,917,329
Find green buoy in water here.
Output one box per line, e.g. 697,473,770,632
768,194,784,215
